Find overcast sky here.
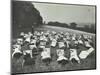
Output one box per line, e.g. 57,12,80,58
33,2,95,24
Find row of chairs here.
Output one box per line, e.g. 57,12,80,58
12,30,95,68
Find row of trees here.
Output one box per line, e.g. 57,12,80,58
47,21,77,28
48,22,69,28
47,21,78,28
47,21,95,33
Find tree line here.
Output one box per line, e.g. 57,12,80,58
47,21,95,33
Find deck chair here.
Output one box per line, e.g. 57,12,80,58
69,49,80,64
79,47,94,59
41,48,51,65
56,49,68,65
51,39,57,47
12,44,22,59
58,42,65,49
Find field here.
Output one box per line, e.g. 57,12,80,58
11,25,96,74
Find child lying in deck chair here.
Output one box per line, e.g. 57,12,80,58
22,50,36,68
41,48,51,65
56,49,68,65
29,44,38,56
51,39,57,47
12,44,23,59
16,38,23,45
22,43,37,68
38,40,46,52
69,49,80,64
79,41,94,59
58,42,65,49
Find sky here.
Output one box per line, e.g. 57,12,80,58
32,2,95,24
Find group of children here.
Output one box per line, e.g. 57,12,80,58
12,30,95,68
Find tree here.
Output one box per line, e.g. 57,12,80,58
70,22,77,28
12,1,43,38
12,1,43,29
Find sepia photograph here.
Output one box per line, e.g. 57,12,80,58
11,0,96,74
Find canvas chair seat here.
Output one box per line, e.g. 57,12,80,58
13,48,21,53
69,49,80,64
23,50,33,58
72,37,76,41
56,49,68,65
44,38,48,42
49,36,53,41
39,45,45,49
52,31,56,35
57,56,68,61
30,39,37,44
51,40,57,47
12,52,23,59
78,40,83,44
66,36,70,40
25,37,31,43
58,42,65,48
24,50,32,54
17,38,23,44
41,48,51,59
29,44,37,49
57,49,64,57
13,44,21,51
37,33,41,36
84,41,92,48
40,36,44,41
40,41,46,46
79,47,94,59
38,45,45,52
74,40,78,45
65,41,70,48
12,48,22,58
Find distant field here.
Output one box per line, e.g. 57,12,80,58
11,25,96,74
37,25,95,36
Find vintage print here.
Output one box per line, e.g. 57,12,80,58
11,0,96,74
